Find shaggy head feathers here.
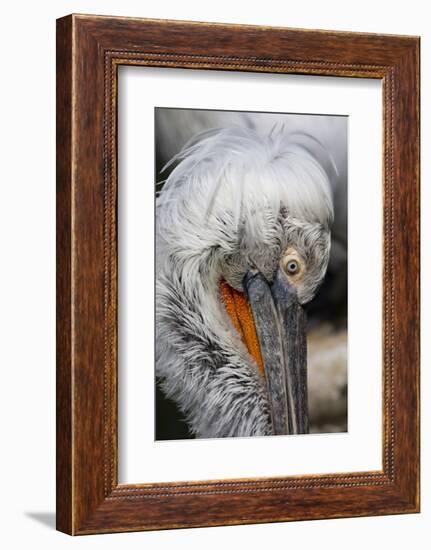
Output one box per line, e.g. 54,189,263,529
157,126,333,302
158,125,333,229
156,125,334,438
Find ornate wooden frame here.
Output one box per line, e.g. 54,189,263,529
56,14,420,534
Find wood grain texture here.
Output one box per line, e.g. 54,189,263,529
56,14,420,535
56,16,73,535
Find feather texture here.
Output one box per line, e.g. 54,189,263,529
156,126,334,438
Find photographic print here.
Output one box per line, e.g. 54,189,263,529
155,108,348,440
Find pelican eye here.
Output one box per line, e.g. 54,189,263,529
286,260,299,274
281,250,304,277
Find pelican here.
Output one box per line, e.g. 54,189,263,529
155,126,334,438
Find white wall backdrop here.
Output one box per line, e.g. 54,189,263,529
0,1,428,549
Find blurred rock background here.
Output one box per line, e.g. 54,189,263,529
155,108,348,439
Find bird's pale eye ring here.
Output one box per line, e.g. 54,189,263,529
286,260,299,274
281,249,304,278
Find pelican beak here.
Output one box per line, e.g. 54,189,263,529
244,268,309,436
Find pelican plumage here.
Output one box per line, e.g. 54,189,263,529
156,125,334,438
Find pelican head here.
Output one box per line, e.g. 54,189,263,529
156,126,333,438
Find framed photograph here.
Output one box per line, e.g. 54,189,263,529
56,14,420,534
